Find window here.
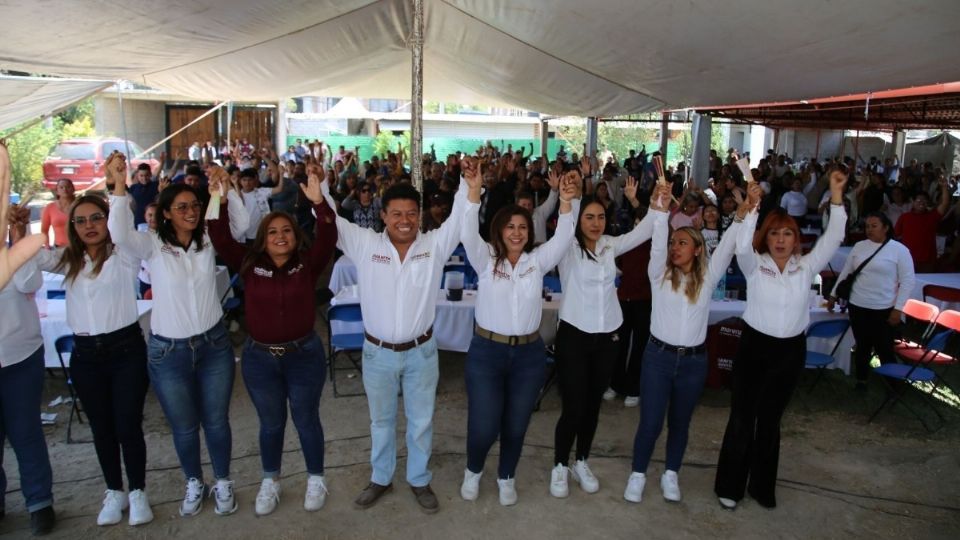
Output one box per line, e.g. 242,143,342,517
51,142,95,160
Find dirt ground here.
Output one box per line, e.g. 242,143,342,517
3,321,960,539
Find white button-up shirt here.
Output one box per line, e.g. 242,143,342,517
532,189,558,244
738,204,847,338
108,192,246,339
34,246,141,336
558,208,655,333
0,259,43,367
648,211,742,346
328,183,467,343
463,198,579,336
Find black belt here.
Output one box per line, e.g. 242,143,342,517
250,333,314,357
649,335,705,356
364,327,433,352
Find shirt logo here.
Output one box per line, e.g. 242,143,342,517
160,245,180,258
409,251,431,262
519,266,536,278
371,254,391,264
287,263,304,275
759,266,777,277
493,268,511,280
598,245,611,257
254,267,273,277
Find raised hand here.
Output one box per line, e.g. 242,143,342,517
104,152,128,195
624,175,638,204
746,182,763,208
461,157,482,190
560,170,582,200
829,168,848,204
579,155,591,177
650,183,671,212
300,171,324,204
546,168,561,191
0,139,45,291
159,175,171,191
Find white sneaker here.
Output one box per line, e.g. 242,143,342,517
661,470,681,502
255,478,281,516
497,478,517,506
304,475,328,512
624,396,639,408
570,460,600,493
128,489,154,526
179,478,206,517
97,489,128,526
602,388,617,401
460,469,482,501
549,464,569,498
718,497,737,510
623,472,646,503
212,479,238,515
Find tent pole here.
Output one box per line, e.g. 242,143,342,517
814,129,821,161
659,112,669,162
410,0,424,195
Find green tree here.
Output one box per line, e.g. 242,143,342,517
371,131,396,158
3,122,60,196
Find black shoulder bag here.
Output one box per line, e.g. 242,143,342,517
833,239,890,301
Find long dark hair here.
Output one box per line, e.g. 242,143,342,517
56,195,112,284
575,196,604,262
239,212,310,275
157,184,206,250
489,204,534,271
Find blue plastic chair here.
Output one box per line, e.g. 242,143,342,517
804,319,850,393
543,274,562,294
46,289,66,300
54,335,87,444
327,303,365,397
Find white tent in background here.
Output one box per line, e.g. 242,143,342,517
321,98,375,120
0,75,111,133
2,0,960,116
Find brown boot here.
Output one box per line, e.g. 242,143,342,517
411,484,439,514
355,482,393,509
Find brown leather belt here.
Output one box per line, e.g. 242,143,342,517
475,325,540,346
364,327,433,352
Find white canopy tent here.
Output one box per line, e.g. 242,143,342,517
0,75,111,133
2,0,960,117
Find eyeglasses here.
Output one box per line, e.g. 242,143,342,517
71,213,106,226
171,201,203,214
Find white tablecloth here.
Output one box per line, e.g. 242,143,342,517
39,299,153,369
329,287,561,353
328,256,358,294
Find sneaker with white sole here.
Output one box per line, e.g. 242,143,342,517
128,490,153,526
549,464,569,498
97,489,128,526
212,479,238,515
718,497,737,510
624,395,639,408
570,460,600,493
623,472,646,503
460,469,482,501
497,478,517,506
660,470,681,502
179,478,206,517
602,388,617,401
304,475,328,511
255,478,281,516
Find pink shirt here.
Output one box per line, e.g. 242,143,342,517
41,201,70,247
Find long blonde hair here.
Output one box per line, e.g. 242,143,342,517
661,226,708,303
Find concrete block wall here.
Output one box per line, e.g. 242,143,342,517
94,97,166,157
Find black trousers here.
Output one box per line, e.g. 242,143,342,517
553,321,619,465
611,299,651,397
70,323,150,491
848,303,897,382
714,324,805,508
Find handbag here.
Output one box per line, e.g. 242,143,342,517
833,239,890,301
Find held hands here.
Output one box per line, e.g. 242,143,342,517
649,183,672,213
735,182,763,218
559,171,580,202
104,152,128,195
0,139,45,292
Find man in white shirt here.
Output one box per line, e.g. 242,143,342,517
325,171,467,514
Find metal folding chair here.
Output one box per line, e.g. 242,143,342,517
54,335,87,444
804,319,850,393
327,303,365,397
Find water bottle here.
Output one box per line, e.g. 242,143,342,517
712,273,727,301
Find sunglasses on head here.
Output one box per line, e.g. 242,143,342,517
71,213,106,226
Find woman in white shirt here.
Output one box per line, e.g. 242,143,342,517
32,195,153,527
715,170,848,511
624,184,756,504
458,160,579,506
827,212,915,390
549,177,657,498
105,154,243,518
779,177,812,227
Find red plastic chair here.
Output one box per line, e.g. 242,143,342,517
892,299,940,356
922,284,960,305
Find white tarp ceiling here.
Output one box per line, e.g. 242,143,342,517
0,76,111,132
2,0,960,116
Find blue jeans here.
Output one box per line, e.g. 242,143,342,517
631,339,708,473
0,346,54,513
147,322,235,481
242,333,326,477
465,335,546,479
362,337,439,487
